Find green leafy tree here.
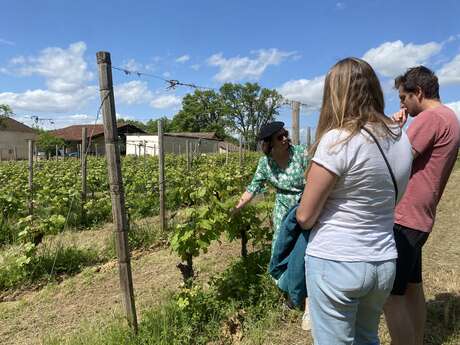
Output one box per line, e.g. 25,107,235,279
116,118,148,132
0,104,13,128
145,117,175,134
220,83,283,149
36,130,65,157
171,90,228,139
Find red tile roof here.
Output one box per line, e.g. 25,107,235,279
50,124,145,141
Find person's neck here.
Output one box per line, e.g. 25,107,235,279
271,146,289,160
421,98,442,111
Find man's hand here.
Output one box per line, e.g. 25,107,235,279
392,108,408,128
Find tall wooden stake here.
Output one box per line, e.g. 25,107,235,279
81,127,87,223
96,51,138,332
292,101,300,145
28,140,34,216
186,140,191,170
158,119,166,232
239,135,243,169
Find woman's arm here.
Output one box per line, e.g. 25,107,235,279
235,190,254,210
296,162,338,229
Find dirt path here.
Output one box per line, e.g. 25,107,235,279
0,236,241,345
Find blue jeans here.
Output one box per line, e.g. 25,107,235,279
305,255,396,345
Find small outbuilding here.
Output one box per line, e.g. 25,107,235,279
126,132,224,156
50,123,146,155
0,117,37,160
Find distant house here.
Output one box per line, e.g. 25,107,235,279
0,117,37,160
49,123,146,155
126,132,223,156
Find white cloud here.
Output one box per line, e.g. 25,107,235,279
0,38,14,46
69,114,90,119
150,94,182,109
362,40,442,78
176,55,190,63
191,64,200,71
15,41,93,93
277,76,325,112
446,101,460,123
336,2,346,10
208,48,296,82
0,86,97,113
114,80,152,105
437,54,460,85
121,58,155,72
0,42,97,113
10,56,25,64
114,80,181,110
163,72,171,78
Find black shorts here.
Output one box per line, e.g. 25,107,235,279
391,224,430,295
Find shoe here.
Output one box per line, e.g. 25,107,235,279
301,309,311,331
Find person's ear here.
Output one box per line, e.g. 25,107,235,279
415,86,424,101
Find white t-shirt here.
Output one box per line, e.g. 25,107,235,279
306,125,413,262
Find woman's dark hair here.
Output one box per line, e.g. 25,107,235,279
394,66,440,100
261,139,272,155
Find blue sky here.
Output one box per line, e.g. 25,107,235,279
1,0,459,137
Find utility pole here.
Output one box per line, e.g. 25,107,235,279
81,127,87,224
96,51,138,332
158,119,166,232
292,101,300,145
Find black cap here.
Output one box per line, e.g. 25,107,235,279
257,121,284,140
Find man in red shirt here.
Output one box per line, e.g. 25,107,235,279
384,66,460,345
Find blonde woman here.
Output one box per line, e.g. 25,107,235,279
296,58,412,344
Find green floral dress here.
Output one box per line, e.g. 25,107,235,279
247,144,309,253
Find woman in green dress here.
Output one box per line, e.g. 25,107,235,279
234,121,311,330
234,121,309,251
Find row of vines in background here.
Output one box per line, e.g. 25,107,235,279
0,151,276,290
0,152,261,246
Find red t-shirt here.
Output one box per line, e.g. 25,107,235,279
395,105,460,232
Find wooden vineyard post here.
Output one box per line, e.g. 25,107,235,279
13,146,17,161
239,135,243,169
96,51,138,332
81,127,87,224
95,143,99,157
186,139,191,170
158,119,166,232
292,101,300,145
55,145,59,161
28,140,34,216
226,142,229,164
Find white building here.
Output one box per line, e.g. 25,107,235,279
0,117,37,160
126,132,224,156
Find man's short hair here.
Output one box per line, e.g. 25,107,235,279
395,66,440,100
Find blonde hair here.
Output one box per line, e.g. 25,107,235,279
310,57,398,158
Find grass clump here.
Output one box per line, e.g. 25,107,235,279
45,249,287,345
0,244,103,291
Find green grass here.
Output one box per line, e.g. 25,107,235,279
0,244,103,291
44,249,289,345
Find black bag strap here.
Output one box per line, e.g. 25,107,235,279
361,127,398,205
